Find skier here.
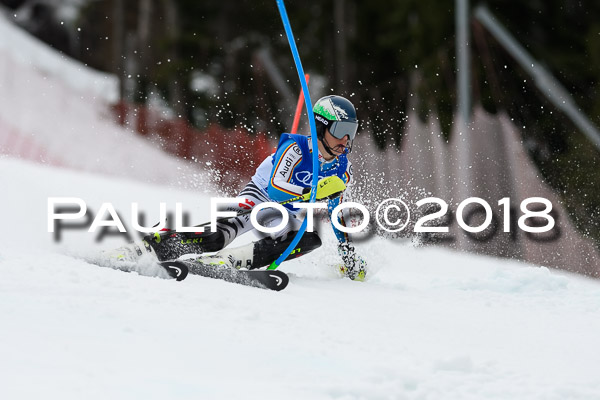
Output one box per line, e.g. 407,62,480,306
110,95,367,281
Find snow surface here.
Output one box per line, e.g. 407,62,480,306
2,156,600,400
0,9,118,103
2,7,599,399
0,11,208,185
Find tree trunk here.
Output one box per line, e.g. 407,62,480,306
136,0,153,102
334,0,347,91
163,0,185,118
112,0,125,101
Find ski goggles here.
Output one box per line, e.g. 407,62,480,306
329,120,358,141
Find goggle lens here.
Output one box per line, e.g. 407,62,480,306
329,120,358,140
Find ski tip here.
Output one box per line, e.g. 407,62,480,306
265,270,289,291
159,261,189,281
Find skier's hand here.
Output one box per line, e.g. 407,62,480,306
302,176,346,201
337,242,367,281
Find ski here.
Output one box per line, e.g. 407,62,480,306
159,260,289,291
160,260,189,281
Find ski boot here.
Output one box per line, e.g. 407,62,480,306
213,232,323,270
101,239,157,263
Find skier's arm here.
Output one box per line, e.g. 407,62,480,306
326,160,354,243
328,191,367,281
267,140,306,202
328,193,351,243
327,165,367,281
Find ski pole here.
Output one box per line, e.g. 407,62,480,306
269,0,319,270
156,175,345,233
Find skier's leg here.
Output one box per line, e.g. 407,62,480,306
143,181,270,261
213,206,324,270
101,227,228,263
104,181,320,265
143,229,226,261
215,230,322,270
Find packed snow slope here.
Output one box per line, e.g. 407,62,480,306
2,156,600,400
0,11,205,185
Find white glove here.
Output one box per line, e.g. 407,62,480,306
337,242,367,281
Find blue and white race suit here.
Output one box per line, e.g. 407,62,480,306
217,133,354,248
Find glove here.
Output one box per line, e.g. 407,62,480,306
302,176,346,201
337,242,367,281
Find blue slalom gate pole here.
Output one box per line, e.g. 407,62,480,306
268,0,319,270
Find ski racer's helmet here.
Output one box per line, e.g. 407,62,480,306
313,95,358,153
